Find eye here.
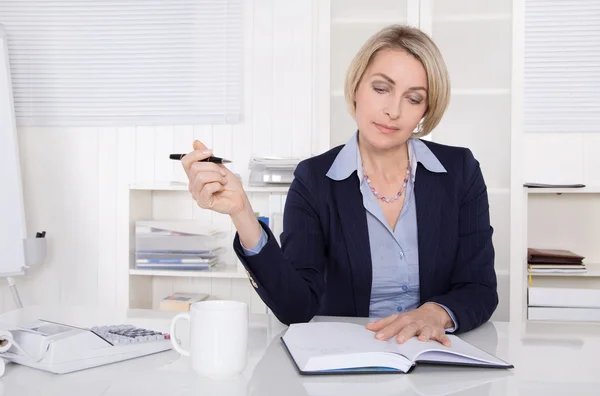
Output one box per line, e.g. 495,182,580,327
408,97,423,105
372,85,388,94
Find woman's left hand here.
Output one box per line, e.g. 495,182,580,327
366,303,453,347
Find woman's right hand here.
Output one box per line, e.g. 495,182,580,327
182,140,249,217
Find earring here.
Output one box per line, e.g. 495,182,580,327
412,118,424,135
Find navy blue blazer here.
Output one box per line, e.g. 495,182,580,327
233,139,498,333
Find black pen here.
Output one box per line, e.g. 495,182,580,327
169,154,232,164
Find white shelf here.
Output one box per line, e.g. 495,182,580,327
130,181,289,194
526,186,600,194
129,265,248,279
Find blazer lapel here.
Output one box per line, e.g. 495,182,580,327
332,173,372,317
414,163,443,301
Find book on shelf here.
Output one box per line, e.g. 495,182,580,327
159,292,209,311
528,268,587,274
528,264,587,273
135,250,221,261
135,249,215,255
281,322,513,375
135,258,217,265
527,248,586,282
527,248,585,264
134,260,216,271
135,265,213,271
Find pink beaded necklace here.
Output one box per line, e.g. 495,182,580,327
363,165,411,203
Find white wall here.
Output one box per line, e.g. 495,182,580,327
7,0,593,322
524,133,600,186
0,0,323,313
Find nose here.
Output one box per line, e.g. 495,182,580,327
384,95,402,120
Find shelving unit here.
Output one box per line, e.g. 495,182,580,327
520,187,600,323
129,265,246,279
122,181,289,314
505,0,600,326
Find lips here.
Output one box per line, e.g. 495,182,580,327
373,122,399,134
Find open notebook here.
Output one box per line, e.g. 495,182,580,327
281,322,513,374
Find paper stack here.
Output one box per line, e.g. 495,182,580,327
527,248,586,274
135,220,227,271
248,156,303,186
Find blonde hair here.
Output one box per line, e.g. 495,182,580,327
344,25,451,138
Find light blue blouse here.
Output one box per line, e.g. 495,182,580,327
243,133,457,330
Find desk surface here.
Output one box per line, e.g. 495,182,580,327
0,305,598,396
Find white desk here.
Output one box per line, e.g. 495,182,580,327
0,305,598,396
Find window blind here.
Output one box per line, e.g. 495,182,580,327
0,0,243,127
524,0,600,133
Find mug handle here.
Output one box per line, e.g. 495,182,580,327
170,313,191,357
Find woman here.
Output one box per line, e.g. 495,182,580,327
182,25,497,346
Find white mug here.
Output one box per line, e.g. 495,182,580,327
170,300,248,378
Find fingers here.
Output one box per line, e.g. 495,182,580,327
190,161,228,178
395,322,420,344
190,171,228,200
417,325,433,342
434,332,452,347
181,140,212,174
196,182,225,208
375,315,409,341
366,314,399,332
371,310,450,345
193,140,208,151
417,326,450,347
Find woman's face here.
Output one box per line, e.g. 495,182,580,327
354,48,428,151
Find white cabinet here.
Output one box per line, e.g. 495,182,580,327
519,188,600,322
120,182,288,315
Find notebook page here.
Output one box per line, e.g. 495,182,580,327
395,335,510,366
282,322,410,371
